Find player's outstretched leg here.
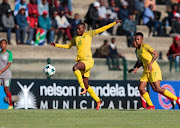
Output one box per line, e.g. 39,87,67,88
153,80,180,109
73,62,87,95
139,82,155,109
4,87,13,109
151,83,176,109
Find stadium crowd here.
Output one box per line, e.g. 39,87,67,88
0,0,180,71
0,0,179,46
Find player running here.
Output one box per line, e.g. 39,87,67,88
128,32,180,109
0,39,13,109
50,20,122,110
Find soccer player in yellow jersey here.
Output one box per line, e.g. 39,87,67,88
50,20,122,110
129,32,180,109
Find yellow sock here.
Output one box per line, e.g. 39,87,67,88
164,89,177,101
74,70,85,89
87,85,100,102
143,92,153,106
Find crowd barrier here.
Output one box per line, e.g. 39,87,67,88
1,79,179,109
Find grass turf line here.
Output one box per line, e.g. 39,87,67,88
0,109,180,128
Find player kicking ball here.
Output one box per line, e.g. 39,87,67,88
51,20,122,110
129,32,180,109
0,39,13,109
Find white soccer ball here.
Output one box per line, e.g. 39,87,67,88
43,64,56,77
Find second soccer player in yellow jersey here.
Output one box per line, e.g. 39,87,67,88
50,20,122,110
129,32,180,109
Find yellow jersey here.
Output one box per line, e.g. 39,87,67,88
136,43,160,72
55,22,116,61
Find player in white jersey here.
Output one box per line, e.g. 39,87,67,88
0,39,13,109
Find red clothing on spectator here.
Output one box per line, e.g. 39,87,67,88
27,16,38,28
167,43,180,56
28,2,39,16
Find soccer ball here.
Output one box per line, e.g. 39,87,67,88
43,64,56,77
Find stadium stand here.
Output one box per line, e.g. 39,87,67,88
0,0,179,80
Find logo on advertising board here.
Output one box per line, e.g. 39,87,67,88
15,81,37,109
158,84,175,109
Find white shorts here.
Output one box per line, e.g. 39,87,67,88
0,78,11,87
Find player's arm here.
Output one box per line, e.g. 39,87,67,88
94,20,122,34
172,53,180,59
0,62,12,75
148,50,159,71
128,60,143,73
50,38,75,49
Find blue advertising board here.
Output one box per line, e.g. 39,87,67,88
150,81,180,109
0,86,9,109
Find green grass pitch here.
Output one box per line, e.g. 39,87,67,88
0,109,180,128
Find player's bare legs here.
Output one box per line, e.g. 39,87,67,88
138,81,154,109
83,77,89,89
4,86,13,109
153,80,180,108
150,82,176,108
138,81,148,94
83,77,101,110
73,62,87,94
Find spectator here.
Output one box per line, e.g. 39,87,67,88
84,2,100,29
135,0,145,25
70,13,81,37
98,39,110,58
109,38,123,70
55,10,72,44
98,0,107,27
118,1,129,22
28,0,39,17
143,4,162,36
49,0,58,18
47,0,59,8
109,0,120,13
171,13,180,34
98,0,109,8
167,36,180,72
58,0,70,16
49,11,59,43
38,0,49,17
26,10,39,44
144,0,156,10
38,11,51,44
97,39,111,69
0,0,11,28
172,4,179,20
14,0,28,17
126,0,136,14
122,13,136,47
1,9,14,44
109,0,121,7
15,6,28,44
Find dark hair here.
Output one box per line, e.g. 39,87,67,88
111,37,115,41
77,22,85,28
74,13,79,16
0,39,8,44
129,13,134,16
135,32,143,38
104,39,108,43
